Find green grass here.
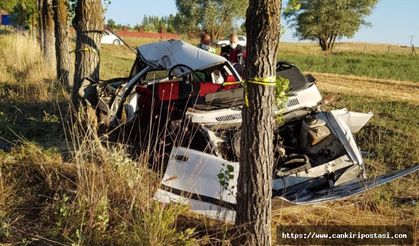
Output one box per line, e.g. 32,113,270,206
100,44,136,80
99,38,419,82
280,52,419,82
333,95,418,170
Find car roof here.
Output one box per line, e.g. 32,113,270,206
137,40,227,76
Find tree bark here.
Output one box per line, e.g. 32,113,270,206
37,0,44,51
330,34,337,50
41,0,55,64
319,37,328,51
235,0,281,245
53,0,72,90
72,0,103,108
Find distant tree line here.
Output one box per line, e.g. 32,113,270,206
136,15,177,33
105,0,248,40
107,15,182,34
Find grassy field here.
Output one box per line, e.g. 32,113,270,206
0,34,418,245
100,39,419,82
279,42,419,82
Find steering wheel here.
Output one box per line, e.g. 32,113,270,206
168,65,181,80
168,64,205,82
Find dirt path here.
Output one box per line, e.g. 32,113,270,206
312,72,419,105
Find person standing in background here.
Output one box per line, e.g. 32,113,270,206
220,34,246,64
197,33,216,53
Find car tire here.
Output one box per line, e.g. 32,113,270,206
113,39,121,45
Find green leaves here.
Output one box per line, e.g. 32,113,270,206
0,0,37,27
226,164,234,172
175,0,248,39
217,163,235,195
284,0,301,15
0,0,18,13
275,76,289,124
284,0,378,51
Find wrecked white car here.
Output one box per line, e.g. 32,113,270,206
89,40,418,222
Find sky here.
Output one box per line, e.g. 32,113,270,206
105,0,419,46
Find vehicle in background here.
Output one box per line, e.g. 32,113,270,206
217,35,247,47
101,30,122,45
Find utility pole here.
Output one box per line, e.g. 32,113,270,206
409,35,416,56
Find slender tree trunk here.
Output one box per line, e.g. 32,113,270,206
53,0,72,90
327,36,333,50
326,34,337,51
235,0,281,245
41,0,55,64
37,0,44,48
330,34,337,50
30,13,36,37
72,0,103,108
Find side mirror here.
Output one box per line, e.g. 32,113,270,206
305,74,316,83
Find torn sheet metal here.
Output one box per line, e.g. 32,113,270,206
154,147,238,222
155,146,418,222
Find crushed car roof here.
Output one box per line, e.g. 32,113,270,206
137,40,227,72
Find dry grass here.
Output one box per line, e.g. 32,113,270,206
0,34,61,103
0,34,198,245
280,42,416,56
0,115,198,245
313,72,419,104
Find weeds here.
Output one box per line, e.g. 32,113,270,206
0,128,198,245
0,34,59,103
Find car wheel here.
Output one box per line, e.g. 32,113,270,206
113,39,121,45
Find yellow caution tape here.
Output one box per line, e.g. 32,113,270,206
247,76,277,86
69,47,98,54
221,77,277,107
244,76,277,107
222,81,242,86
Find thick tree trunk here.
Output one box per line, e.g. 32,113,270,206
72,0,103,108
235,0,281,245
41,0,55,63
319,37,328,51
53,0,72,90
